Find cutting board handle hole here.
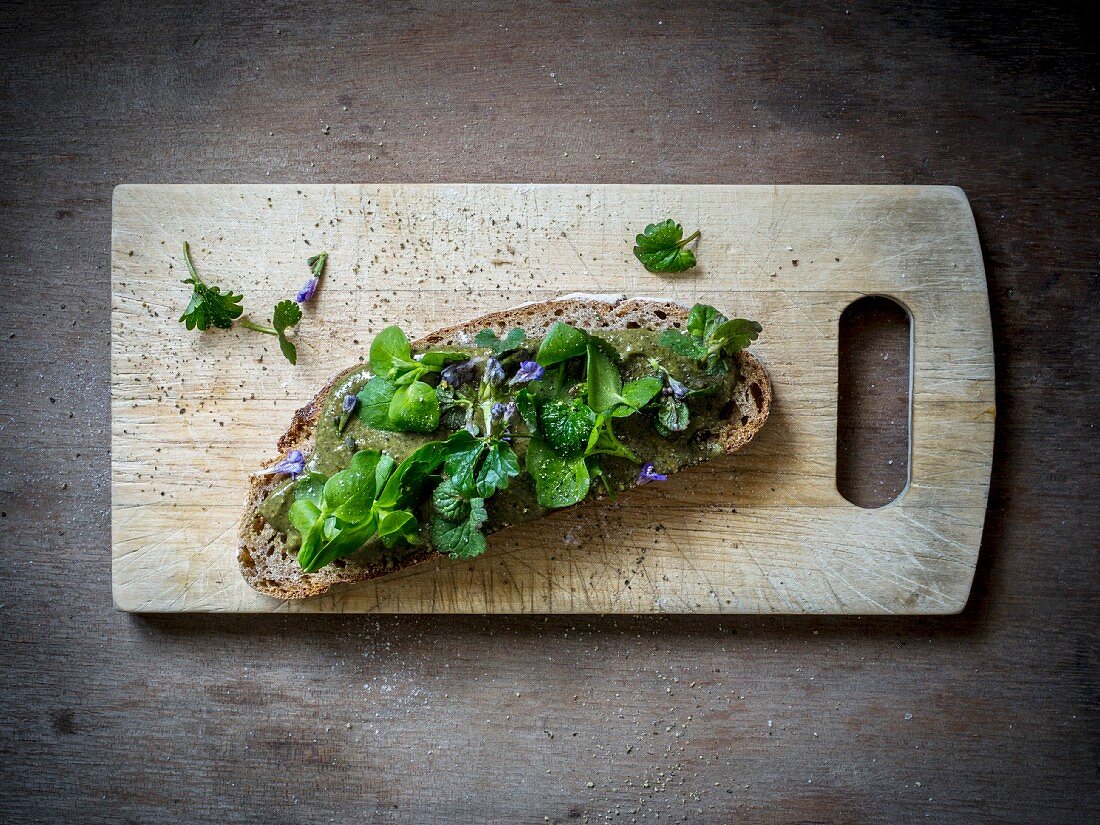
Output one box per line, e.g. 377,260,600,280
836,296,912,508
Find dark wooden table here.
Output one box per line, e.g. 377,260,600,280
2,2,1096,822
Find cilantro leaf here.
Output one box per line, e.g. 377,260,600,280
475,327,526,356
430,497,489,559
178,242,244,331
632,220,700,274
711,318,763,356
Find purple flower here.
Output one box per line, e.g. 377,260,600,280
637,463,668,484
665,376,690,401
264,449,305,478
491,401,517,425
482,357,506,387
509,360,545,385
441,359,479,389
342,393,359,414
295,276,319,304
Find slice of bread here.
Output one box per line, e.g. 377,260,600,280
238,296,772,599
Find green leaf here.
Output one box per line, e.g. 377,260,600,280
658,329,707,360
632,220,699,274
443,431,486,494
386,380,441,433
271,299,303,364
294,472,326,509
657,396,690,432
526,436,591,509
369,326,415,379
178,243,244,331
295,521,325,572
539,399,596,458
432,477,471,522
430,497,489,559
300,517,377,573
375,441,446,509
288,499,321,536
620,377,662,411
514,388,540,434
476,441,520,497
419,350,467,369
377,509,418,541
322,450,383,522
536,322,589,366
585,339,625,413
357,376,398,428
475,327,526,356
687,304,726,341
710,318,763,355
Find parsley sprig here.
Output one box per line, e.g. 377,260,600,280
178,242,306,363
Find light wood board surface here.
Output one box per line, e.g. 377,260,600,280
110,184,994,613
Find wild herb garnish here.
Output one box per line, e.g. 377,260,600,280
632,219,700,274
178,242,315,364
179,242,244,330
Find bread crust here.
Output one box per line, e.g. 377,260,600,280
238,296,772,599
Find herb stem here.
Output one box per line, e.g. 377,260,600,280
182,241,203,284
676,229,701,248
239,318,277,336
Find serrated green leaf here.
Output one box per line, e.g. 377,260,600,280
432,477,471,522
476,441,520,497
430,497,489,559
632,220,699,274
657,396,690,432
710,318,763,355
539,399,596,458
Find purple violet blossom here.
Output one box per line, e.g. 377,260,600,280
264,449,306,478
482,357,506,387
295,276,320,304
441,359,479,388
665,375,690,401
342,393,359,414
491,401,517,425
509,360,545,385
637,463,668,484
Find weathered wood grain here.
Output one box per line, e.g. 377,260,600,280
110,184,994,613
1,1,1097,822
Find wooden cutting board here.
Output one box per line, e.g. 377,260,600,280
111,184,994,613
